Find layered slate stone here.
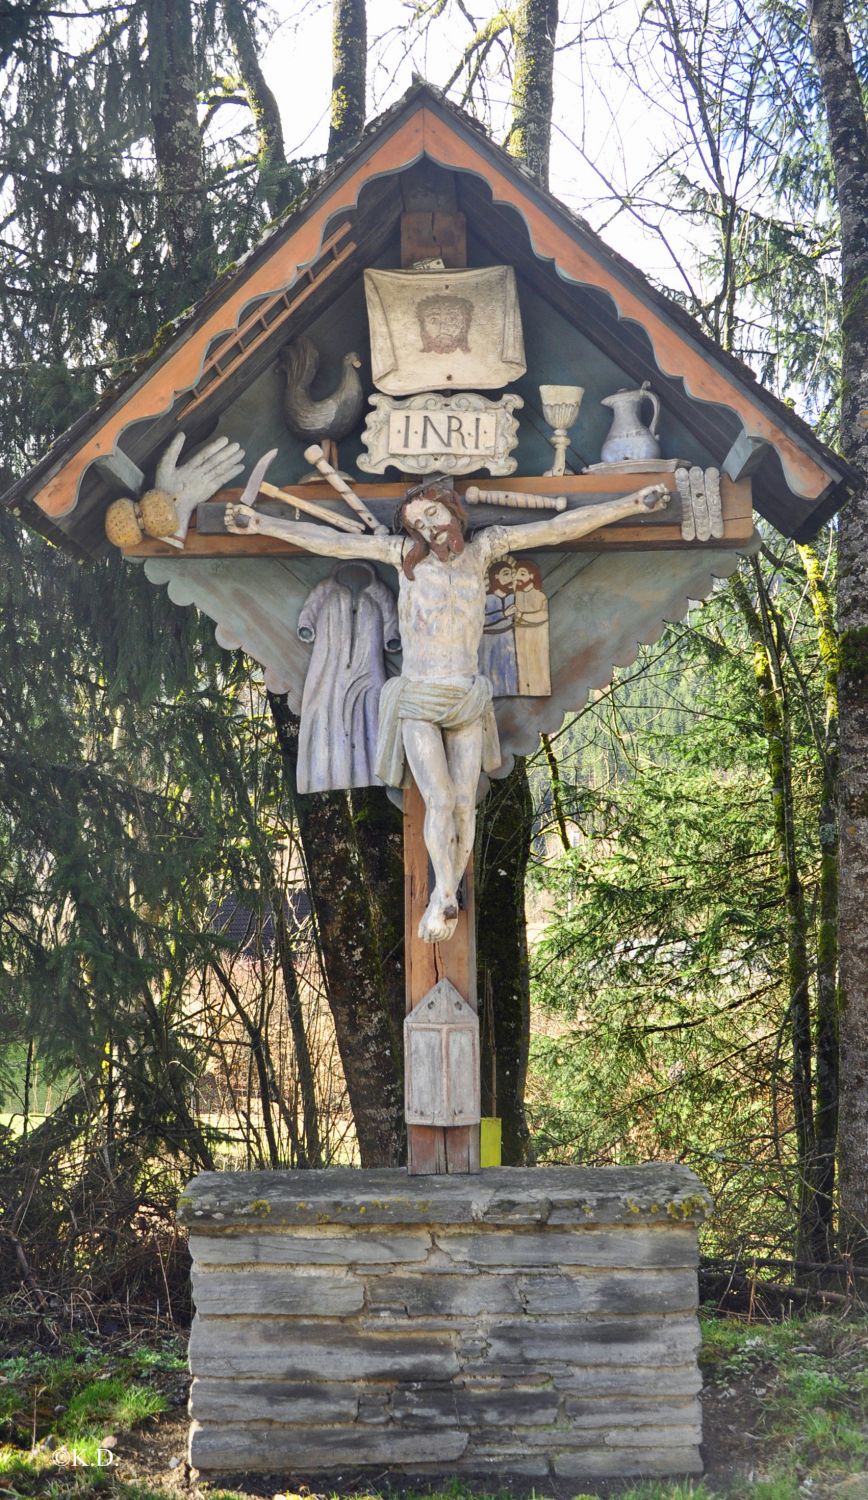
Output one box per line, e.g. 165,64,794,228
179,1165,710,1482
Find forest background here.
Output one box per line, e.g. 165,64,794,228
0,0,867,1318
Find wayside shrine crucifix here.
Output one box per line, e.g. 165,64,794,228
5,87,852,1178
4,82,854,1484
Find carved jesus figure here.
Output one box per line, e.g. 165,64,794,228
225,476,669,943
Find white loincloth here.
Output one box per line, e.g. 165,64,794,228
375,675,502,788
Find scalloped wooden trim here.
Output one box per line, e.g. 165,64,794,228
34,117,425,518
34,104,833,520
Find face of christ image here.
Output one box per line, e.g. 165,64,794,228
415,294,473,355
514,561,541,592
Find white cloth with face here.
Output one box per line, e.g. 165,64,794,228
364,266,526,395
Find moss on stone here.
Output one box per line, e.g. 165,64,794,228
666,1194,709,1221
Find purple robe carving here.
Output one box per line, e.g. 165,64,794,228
296,562,400,792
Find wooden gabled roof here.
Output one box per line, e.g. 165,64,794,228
2,81,856,555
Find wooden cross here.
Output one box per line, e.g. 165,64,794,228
403,780,479,1172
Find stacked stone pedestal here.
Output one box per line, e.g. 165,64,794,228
179,1166,710,1484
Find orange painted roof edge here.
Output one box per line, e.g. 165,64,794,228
2,81,856,529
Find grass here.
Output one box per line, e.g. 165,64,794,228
699,1311,868,1494
0,1329,176,1500
0,1335,172,1452
62,1378,166,1439
0,1444,169,1498
0,1317,864,1499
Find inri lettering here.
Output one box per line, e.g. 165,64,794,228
420,415,451,449
419,414,480,450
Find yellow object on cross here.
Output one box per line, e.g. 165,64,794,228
480,1117,502,1167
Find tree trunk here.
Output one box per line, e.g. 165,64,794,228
222,0,295,217
144,0,214,293
271,888,323,1167
268,693,405,1166
732,568,817,1255
798,542,840,1260
349,783,406,1061
541,731,570,850
807,0,868,1254
509,0,559,187
476,762,533,1164
328,0,367,163
469,0,562,1165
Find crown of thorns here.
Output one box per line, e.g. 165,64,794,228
393,477,468,535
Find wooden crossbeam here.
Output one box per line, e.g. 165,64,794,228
121,473,754,558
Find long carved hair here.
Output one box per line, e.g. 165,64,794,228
395,483,469,581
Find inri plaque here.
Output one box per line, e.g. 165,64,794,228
358,392,523,476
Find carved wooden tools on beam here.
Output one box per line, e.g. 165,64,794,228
676,466,724,541
256,481,365,533
233,447,368,534
303,444,389,534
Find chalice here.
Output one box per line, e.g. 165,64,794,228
540,384,584,476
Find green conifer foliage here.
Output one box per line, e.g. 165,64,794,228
0,2,327,1300
529,535,840,1260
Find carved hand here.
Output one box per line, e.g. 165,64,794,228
637,484,670,511
224,503,262,534
156,433,246,537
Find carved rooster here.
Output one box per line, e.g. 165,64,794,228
279,335,365,469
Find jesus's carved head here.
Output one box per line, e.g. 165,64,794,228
396,479,469,580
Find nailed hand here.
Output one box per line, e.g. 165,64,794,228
638,484,670,511
224,503,261,534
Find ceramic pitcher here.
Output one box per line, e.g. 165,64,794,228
599,381,661,462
